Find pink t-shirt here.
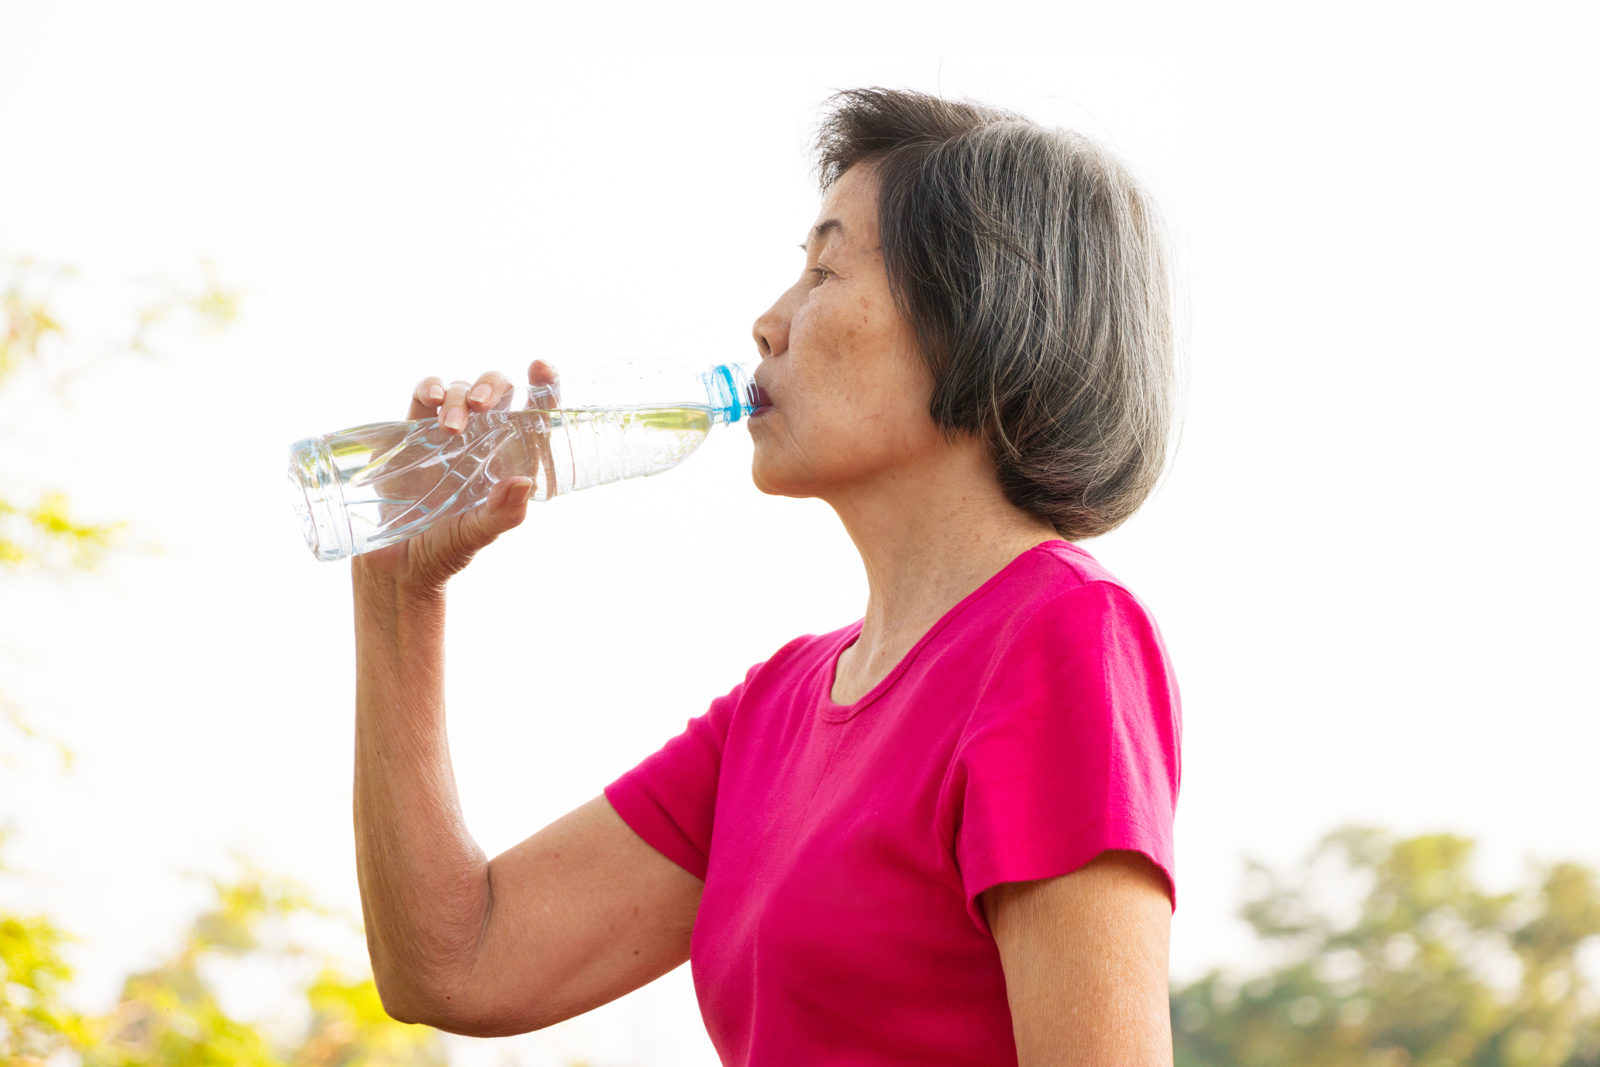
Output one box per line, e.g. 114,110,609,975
604,540,1181,1066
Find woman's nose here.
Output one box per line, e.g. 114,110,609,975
752,293,789,360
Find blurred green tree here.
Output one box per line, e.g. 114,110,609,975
1,844,448,1065
1172,826,1600,1066
0,256,236,572
1,256,240,758
0,259,451,1064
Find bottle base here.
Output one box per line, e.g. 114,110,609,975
287,436,356,561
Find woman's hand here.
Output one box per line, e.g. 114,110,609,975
353,361,560,591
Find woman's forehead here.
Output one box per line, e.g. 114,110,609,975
808,166,880,252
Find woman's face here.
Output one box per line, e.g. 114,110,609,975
749,164,947,502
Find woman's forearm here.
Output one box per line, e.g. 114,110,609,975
352,564,490,1021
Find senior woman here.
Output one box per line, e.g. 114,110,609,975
351,88,1182,1065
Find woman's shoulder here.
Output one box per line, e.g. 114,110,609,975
984,540,1148,617
949,542,1173,680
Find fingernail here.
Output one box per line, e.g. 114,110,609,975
444,409,466,431
468,384,492,404
429,385,444,402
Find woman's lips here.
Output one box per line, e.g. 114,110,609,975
750,382,774,416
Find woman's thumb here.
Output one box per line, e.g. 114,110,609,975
485,476,534,533
410,478,535,584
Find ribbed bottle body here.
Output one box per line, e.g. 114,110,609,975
289,405,714,561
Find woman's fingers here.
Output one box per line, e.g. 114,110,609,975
522,361,561,496
431,372,518,433
527,360,561,410
478,371,517,412
408,376,447,421
436,381,472,432
411,369,530,427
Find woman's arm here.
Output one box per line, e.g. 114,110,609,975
981,849,1174,1067
351,372,702,1035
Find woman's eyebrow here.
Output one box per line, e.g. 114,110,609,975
800,218,844,252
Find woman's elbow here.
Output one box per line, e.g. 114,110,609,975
373,970,555,1037
371,969,442,1029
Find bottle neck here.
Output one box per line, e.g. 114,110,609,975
704,362,758,424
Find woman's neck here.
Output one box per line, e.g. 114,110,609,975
827,437,1061,694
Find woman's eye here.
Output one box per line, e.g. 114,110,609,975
810,266,835,283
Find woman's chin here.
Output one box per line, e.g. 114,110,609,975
750,470,801,499
750,459,816,501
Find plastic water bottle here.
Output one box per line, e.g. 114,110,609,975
288,358,758,561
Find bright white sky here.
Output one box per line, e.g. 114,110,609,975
2,2,1597,1064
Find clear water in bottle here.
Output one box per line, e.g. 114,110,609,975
289,404,715,561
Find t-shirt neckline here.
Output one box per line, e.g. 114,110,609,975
817,539,1083,723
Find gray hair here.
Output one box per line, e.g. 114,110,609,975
816,88,1180,541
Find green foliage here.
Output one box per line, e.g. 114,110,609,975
0,256,237,575
0,492,124,571
0,848,449,1066
0,254,453,1065
0,903,93,1062
0,281,64,381
298,971,452,1067
1173,826,1600,1067
0,255,243,766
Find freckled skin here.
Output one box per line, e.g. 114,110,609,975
749,165,949,504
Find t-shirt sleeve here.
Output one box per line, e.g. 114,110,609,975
951,579,1182,930
603,666,754,882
